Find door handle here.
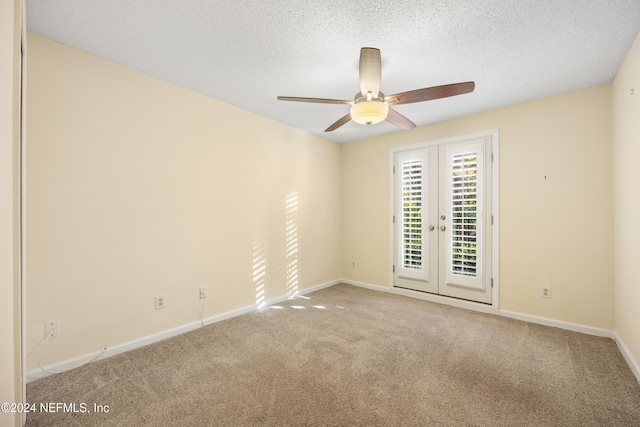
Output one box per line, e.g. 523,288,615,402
440,225,446,231
429,225,435,231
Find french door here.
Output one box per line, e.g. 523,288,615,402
393,135,493,304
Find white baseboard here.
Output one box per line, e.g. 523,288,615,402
27,279,339,383
341,279,390,293
614,333,640,384
497,309,615,338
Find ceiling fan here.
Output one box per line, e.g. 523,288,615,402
277,48,475,132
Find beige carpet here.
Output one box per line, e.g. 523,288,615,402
26,284,640,426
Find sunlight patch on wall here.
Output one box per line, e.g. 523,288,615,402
286,192,299,297
252,207,267,309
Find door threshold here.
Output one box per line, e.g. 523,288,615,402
390,286,497,313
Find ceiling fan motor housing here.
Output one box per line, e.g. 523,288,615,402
351,92,388,125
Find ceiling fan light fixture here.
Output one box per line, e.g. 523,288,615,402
350,100,389,125
277,48,474,132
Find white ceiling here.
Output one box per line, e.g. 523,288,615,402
26,0,640,144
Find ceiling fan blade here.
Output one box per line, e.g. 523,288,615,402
277,96,352,105
359,47,381,99
386,81,475,105
386,108,416,130
325,113,352,132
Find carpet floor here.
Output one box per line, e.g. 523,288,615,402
26,284,640,426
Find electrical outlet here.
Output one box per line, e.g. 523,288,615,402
540,286,552,299
45,320,60,338
155,294,167,310
199,287,208,299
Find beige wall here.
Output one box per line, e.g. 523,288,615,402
0,0,22,425
613,33,640,371
25,33,341,370
342,85,614,329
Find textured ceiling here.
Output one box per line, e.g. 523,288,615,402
26,0,640,144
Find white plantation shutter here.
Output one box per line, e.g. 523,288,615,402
402,159,423,269
451,151,478,277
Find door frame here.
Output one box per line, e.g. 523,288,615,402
389,129,500,310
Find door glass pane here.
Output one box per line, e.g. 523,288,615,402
451,151,478,277
402,159,423,269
